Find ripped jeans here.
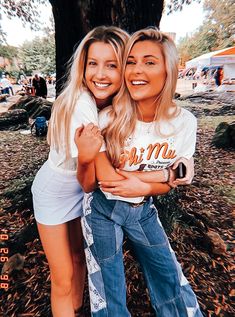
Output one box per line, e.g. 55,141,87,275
81,189,203,317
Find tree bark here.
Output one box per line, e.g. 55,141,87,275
49,0,164,94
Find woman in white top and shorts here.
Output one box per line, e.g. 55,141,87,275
31,26,129,317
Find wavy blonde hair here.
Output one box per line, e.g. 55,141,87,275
103,27,179,167
47,26,129,159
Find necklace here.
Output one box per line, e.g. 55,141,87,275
144,121,155,134
137,106,156,134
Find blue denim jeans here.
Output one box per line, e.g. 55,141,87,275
82,189,203,317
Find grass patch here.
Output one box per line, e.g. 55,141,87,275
212,184,235,205
198,115,235,130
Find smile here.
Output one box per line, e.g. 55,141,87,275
94,82,111,88
131,80,148,85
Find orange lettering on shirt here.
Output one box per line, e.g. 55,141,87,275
165,149,176,159
129,147,144,166
119,150,130,168
119,143,176,167
147,142,176,160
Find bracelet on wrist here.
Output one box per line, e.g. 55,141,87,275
162,168,170,182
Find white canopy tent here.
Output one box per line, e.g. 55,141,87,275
186,47,235,79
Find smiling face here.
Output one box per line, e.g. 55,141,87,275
85,42,121,107
125,40,167,107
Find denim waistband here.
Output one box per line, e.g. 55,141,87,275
94,189,150,207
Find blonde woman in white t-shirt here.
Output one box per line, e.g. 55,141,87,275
31,26,130,317
76,28,202,317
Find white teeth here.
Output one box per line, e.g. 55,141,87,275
131,80,147,85
94,82,110,87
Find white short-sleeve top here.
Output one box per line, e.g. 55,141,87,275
48,90,105,173
98,106,197,202
99,107,197,172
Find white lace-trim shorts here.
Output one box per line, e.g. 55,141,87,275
31,160,84,225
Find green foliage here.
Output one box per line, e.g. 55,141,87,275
1,0,48,31
0,43,20,79
1,4,55,76
203,0,235,48
1,1,55,74
1,0,199,31
0,44,18,60
20,34,55,74
167,0,200,14
178,0,235,63
0,25,7,45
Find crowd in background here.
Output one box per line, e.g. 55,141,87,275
178,65,224,86
0,66,226,99
0,73,56,99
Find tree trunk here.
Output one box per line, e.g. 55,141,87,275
49,0,164,94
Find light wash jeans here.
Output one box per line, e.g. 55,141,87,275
81,189,203,317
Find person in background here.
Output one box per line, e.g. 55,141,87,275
32,74,48,98
6,74,14,95
214,67,223,86
0,75,11,95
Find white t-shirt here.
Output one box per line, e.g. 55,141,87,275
99,107,197,202
0,77,11,89
48,90,105,172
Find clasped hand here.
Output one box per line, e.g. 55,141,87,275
75,123,104,164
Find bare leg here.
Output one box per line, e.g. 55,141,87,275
37,222,75,317
68,218,86,311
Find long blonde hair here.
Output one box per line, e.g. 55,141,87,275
47,26,129,158
104,27,179,167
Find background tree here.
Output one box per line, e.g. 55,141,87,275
0,44,19,77
0,26,7,45
203,0,235,48
19,34,55,75
1,0,199,92
167,0,201,13
0,16,55,77
49,0,165,92
0,44,18,61
178,0,234,64
177,23,218,65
